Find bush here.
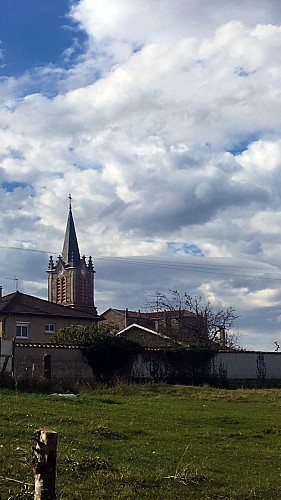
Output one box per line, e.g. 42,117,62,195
54,324,142,383
81,335,143,382
164,348,215,385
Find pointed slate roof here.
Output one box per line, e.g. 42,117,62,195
62,200,80,267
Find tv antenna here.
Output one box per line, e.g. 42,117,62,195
3,276,18,291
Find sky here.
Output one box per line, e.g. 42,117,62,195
1,0,281,351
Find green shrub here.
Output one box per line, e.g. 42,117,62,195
81,335,142,382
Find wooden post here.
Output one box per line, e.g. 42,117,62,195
32,429,58,500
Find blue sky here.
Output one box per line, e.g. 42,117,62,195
0,0,85,76
1,0,281,351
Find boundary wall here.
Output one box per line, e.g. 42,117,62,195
13,343,92,380
1,343,281,387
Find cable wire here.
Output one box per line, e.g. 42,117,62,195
0,243,281,281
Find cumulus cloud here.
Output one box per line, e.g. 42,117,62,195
71,0,281,44
1,0,281,349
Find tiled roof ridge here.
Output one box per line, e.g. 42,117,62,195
110,308,195,317
0,291,97,318
15,343,80,349
117,323,175,340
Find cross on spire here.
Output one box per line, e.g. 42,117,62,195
69,192,72,210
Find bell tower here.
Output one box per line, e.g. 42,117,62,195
47,195,97,316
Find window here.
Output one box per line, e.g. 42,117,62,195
16,322,30,339
45,324,56,334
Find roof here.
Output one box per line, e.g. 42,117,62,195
62,206,80,266
102,308,195,318
117,323,172,340
0,291,97,319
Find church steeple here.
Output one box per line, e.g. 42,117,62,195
47,196,97,316
61,194,80,266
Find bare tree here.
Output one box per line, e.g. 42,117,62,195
145,290,239,349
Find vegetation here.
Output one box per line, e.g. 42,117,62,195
54,324,142,382
146,290,239,348
164,347,215,385
80,335,142,382
1,384,281,499
53,322,117,346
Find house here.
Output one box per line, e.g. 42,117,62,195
116,323,177,348
0,288,97,343
102,308,208,346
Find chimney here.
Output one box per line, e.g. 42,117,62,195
0,286,2,303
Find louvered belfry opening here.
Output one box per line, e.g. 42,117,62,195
56,277,61,302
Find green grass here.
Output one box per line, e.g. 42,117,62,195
1,384,281,499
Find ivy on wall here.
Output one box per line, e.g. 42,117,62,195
81,335,143,382
164,348,215,385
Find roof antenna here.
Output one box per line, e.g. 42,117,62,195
4,276,18,291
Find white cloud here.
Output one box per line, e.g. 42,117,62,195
1,1,281,350
71,0,281,45
238,140,281,173
249,211,281,234
245,288,281,308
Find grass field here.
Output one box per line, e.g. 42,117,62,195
1,384,281,499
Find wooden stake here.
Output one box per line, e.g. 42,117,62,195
32,429,58,500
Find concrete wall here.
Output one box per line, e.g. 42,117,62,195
5,345,281,386
131,351,281,384
0,339,13,372
213,351,281,379
14,344,92,379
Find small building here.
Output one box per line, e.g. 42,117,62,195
116,323,177,348
0,289,97,343
102,308,207,346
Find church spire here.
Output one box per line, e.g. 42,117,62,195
61,194,80,267
47,195,97,316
